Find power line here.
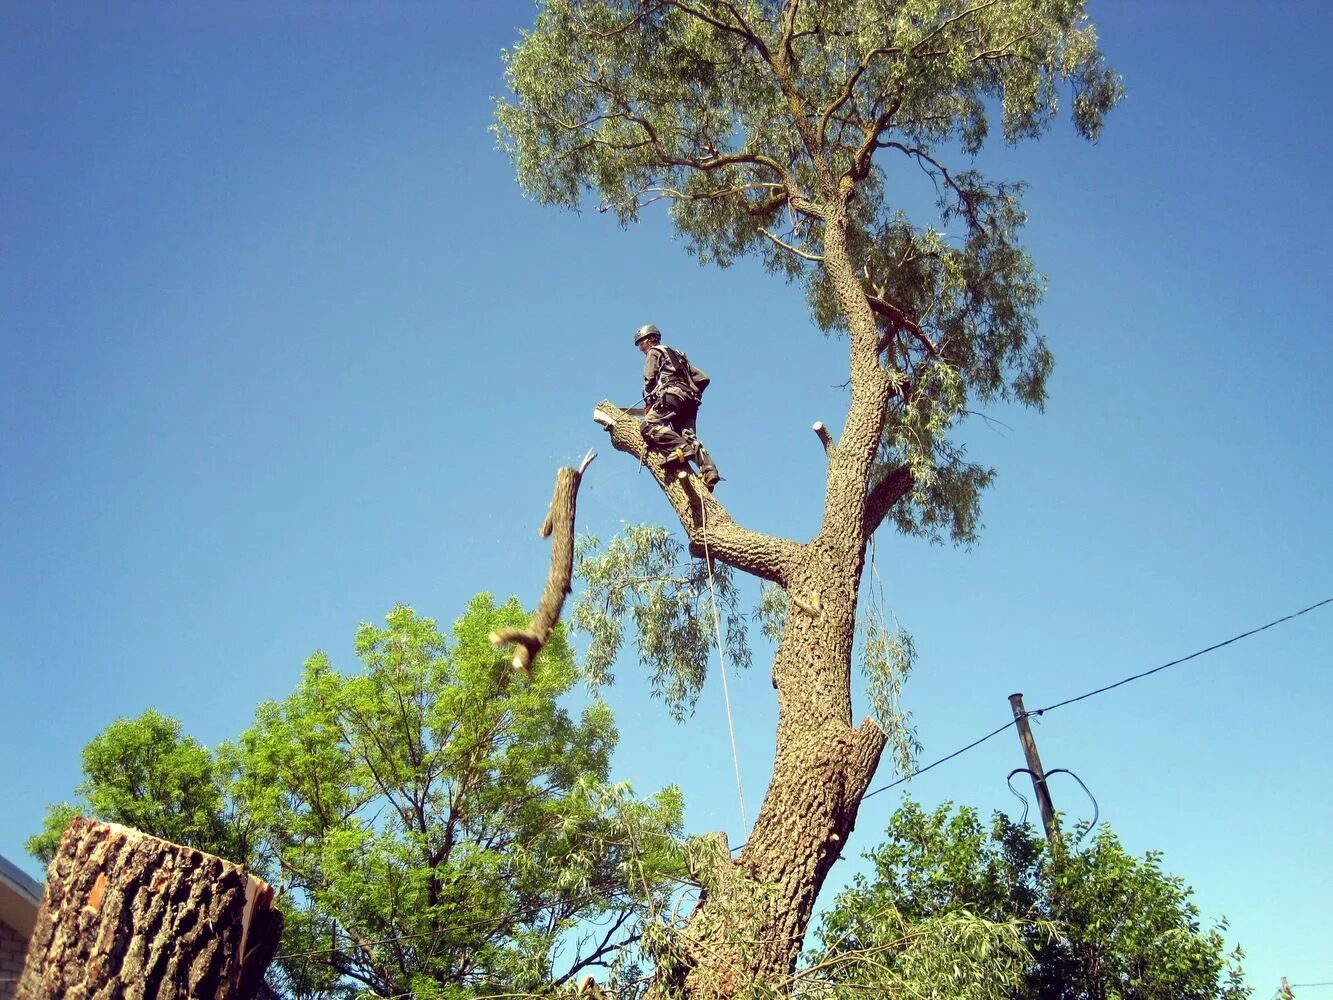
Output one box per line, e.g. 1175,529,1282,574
859,597,1331,801
863,719,1015,799
1031,597,1332,717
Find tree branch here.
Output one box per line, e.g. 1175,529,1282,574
552,910,637,989
878,141,982,230
864,463,914,536
779,0,802,67
912,0,1005,54
593,401,800,585
660,0,766,51
759,227,824,262
820,50,899,152
867,293,940,358
490,452,595,677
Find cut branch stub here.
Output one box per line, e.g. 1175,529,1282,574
490,450,595,676
18,816,283,1000
812,421,834,457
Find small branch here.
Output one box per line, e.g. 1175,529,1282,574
489,454,595,676
864,464,914,536
912,0,1004,53
877,141,982,230
868,294,940,358
759,227,824,262
812,421,834,457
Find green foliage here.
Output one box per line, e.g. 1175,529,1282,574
31,596,686,1000
754,582,788,645
800,906,1044,1000
236,596,685,998
26,708,234,864
812,799,1250,1000
858,610,921,779
497,0,1121,540
858,542,921,778
572,527,751,721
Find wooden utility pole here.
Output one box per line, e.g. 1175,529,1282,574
1009,692,1064,857
18,817,283,1000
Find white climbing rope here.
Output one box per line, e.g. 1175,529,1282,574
700,501,748,834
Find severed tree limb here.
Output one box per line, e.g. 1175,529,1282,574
811,420,834,457
489,450,596,677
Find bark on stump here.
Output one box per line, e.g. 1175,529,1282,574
18,817,283,1000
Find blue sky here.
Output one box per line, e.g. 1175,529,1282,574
2,1,1330,994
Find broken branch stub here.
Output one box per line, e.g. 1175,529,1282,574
489,450,595,677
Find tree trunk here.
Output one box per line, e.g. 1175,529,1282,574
671,563,886,998
598,196,902,996
18,817,283,1000
596,399,894,998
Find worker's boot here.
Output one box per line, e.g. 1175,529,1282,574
700,465,722,491
662,446,692,481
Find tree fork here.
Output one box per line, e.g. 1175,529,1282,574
490,449,596,676
18,817,283,1000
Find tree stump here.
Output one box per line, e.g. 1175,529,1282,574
18,817,283,1000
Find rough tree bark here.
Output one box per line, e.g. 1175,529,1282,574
490,449,596,676
18,817,283,1000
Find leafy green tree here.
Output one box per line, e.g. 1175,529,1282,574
26,707,236,864
496,0,1120,991
811,800,1249,1000
31,596,684,1000
239,596,684,1000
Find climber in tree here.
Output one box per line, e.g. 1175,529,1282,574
635,324,722,491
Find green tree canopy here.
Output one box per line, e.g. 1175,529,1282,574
812,799,1249,1000
31,595,685,1000
497,0,1120,541
27,708,232,864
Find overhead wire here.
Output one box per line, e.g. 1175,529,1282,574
1043,768,1099,842
1030,597,1331,716
859,596,1331,801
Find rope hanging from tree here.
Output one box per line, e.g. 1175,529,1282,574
701,500,748,833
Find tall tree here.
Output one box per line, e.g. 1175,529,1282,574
496,1,1121,994
812,799,1249,1000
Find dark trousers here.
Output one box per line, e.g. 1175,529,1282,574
641,391,719,476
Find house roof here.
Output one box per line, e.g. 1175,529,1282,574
0,853,43,938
